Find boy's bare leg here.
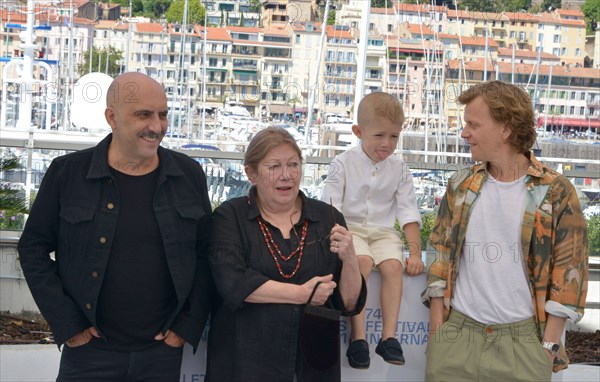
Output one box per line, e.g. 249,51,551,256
378,259,404,339
350,255,374,340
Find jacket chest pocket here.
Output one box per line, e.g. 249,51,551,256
59,205,96,236
171,204,206,245
58,205,98,263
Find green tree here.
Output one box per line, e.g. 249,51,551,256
582,0,600,33
458,0,501,12
588,214,600,257
146,0,172,18
396,210,438,251
0,156,28,230
455,0,532,12
501,0,532,12
249,0,262,12
165,0,206,24
78,46,124,77
327,9,336,25
371,0,394,7
541,0,562,11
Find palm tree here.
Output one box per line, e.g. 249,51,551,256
0,156,29,215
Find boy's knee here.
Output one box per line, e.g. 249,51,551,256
357,256,374,274
377,259,404,275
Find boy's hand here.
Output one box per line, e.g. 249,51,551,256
405,254,424,276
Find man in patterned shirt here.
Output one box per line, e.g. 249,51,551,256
423,81,589,382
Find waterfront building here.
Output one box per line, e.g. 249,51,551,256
286,22,322,118
320,24,357,116
536,9,586,66
201,27,233,108
204,0,260,27
227,26,261,114
1,1,598,134
260,27,294,119
445,58,600,133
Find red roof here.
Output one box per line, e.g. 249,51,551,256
448,58,600,79
438,33,459,40
405,23,434,35
394,3,445,13
135,23,164,34
460,36,499,48
503,12,537,22
198,27,232,41
326,25,353,39
557,9,584,18
226,26,260,33
497,48,559,60
371,7,395,15
261,27,290,37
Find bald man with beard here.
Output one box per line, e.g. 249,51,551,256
19,73,214,382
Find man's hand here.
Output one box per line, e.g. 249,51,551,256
65,327,100,348
544,349,556,365
405,254,425,276
154,330,185,348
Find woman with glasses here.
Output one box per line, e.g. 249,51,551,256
206,127,366,382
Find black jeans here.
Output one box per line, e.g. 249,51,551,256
57,341,184,382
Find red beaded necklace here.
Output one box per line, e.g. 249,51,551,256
257,217,308,279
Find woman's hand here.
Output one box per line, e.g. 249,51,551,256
301,274,337,305
329,224,356,263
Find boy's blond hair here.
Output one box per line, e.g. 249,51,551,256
357,92,405,127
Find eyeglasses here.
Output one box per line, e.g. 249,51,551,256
259,161,302,180
291,198,337,246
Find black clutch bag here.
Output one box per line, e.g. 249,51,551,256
300,281,341,370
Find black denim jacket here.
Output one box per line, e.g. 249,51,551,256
18,134,214,348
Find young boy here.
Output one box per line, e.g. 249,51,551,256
322,92,423,369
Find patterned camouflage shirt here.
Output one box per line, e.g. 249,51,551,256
423,153,589,371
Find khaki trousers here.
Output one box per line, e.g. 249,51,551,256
426,309,553,382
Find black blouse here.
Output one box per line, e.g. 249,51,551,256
206,188,367,382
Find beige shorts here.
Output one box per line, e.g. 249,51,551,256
348,224,406,268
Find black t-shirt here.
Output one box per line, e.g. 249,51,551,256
94,168,177,351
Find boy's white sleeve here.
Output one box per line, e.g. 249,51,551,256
321,157,345,210
395,162,422,228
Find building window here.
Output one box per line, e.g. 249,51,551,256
570,106,575,114
296,34,300,44
575,48,580,56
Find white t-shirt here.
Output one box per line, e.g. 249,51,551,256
451,174,535,324
321,145,421,229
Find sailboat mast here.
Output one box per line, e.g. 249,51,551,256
353,0,370,124
16,0,35,129
543,64,553,132
201,14,208,139
304,0,331,144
